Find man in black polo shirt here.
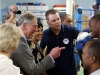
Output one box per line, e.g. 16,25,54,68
40,9,80,75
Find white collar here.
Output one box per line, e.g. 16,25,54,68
22,34,27,41
90,69,100,75
0,54,8,59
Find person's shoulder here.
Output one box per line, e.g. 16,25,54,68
63,25,74,28
11,42,25,57
62,25,76,30
10,48,26,61
43,28,49,32
82,28,90,33
11,49,21,58
43,28,50,35
0,55,9,63
0,55,21,75
0,55,13,67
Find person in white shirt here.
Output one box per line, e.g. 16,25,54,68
0,23,22,75
82,39,100,75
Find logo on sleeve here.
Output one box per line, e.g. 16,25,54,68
63,38,69,44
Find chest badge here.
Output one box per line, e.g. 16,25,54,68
63,38,69,44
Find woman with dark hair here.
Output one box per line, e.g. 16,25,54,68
27,21,47,75
27,20,44,63
31,22,44,63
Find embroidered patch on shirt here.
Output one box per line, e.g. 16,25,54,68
63,38,69,44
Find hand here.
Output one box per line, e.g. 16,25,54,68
10,5,17,12
49,47,65,59
9,5,17,17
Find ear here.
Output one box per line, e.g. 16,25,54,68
46,20,51,27
97,21,100,27
22,23,27,31
46,19,49,24
91,55,96,64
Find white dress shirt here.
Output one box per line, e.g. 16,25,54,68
90,69,100,75
0,54,22,75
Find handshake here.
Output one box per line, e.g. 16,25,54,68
76,32,92,50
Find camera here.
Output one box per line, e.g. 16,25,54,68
11,6,21,14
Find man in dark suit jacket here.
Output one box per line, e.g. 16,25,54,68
10,12,65,75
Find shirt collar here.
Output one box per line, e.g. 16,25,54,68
22,34,27,41
0,54,9,59
49,25,65,34
90,69,100,75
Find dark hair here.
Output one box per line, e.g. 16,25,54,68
94,10,100,15
88,39,100,62
90,14,100,23
18,12,36,26
45,9,58,20
38,21,43,28
60,14,71,22
37,18,43,28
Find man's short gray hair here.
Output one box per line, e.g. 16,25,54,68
18,12,36,26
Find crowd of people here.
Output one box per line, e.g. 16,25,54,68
0,4,100,75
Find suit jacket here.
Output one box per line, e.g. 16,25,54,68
10,37,54,75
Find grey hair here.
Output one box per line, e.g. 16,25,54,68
18,12,36,26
